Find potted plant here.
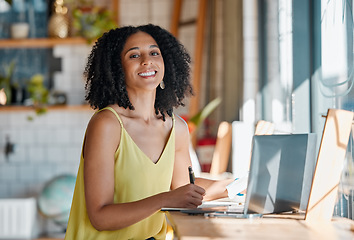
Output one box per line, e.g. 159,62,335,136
0,61,15,105
26,74,49,119
184,97,222,138
68,1,117,43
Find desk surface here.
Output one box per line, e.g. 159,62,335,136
166,212,354,240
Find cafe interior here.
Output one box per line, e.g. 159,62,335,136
0,0,353,239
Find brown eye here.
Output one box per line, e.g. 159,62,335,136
130,54,139,58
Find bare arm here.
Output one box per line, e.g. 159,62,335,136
84,112,205,231
170,115,196,190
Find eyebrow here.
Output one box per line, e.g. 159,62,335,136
124,45,159,55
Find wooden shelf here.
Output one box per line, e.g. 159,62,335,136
0,37,89,49
0,104,93,112
0,0,119,49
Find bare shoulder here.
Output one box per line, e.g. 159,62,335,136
86,109,122,142
174,114,189,134
174,114,190,149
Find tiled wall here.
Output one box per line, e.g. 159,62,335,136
0,43,93,200
0,108,93,198
52,44,91,105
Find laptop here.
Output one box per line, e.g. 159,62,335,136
162,133,317,218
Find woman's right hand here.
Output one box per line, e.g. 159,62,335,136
162,184,206,208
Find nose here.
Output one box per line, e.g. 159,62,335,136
141,55,152,65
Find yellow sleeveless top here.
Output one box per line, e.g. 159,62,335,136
65,107,175,240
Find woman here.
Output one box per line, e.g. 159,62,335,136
65,24,232,240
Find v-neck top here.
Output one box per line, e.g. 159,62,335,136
65,107,175,240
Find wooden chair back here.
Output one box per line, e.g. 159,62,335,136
305,109,354,222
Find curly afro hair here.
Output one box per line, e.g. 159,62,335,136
84,24,193,121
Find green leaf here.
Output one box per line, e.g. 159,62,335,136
189,97,222,129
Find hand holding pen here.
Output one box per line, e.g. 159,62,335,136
161,166,203,208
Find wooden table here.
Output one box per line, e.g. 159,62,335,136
36,239,63,240
166,212,354,240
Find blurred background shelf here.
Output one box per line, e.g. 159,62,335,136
0,104,92,112
0,37,88,49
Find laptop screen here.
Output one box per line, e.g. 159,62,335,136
244,133,317,214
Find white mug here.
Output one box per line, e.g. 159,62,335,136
10,23,30,39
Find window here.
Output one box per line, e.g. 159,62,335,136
246,0,354,219
319,0,354,220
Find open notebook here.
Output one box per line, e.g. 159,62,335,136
163,133,317,218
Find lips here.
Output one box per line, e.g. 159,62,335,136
138,70,156,77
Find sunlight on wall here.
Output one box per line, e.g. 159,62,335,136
242,99,255,123
321,0,347,78
320,0,351,99
272,99,284,123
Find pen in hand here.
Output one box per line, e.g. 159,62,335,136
188,166,195,184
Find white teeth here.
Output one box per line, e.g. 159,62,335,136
139,71,155,77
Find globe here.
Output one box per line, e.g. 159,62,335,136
38,174,76,229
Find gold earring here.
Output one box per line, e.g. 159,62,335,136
160,81,165,89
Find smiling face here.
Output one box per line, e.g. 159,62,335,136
121,31,165,92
